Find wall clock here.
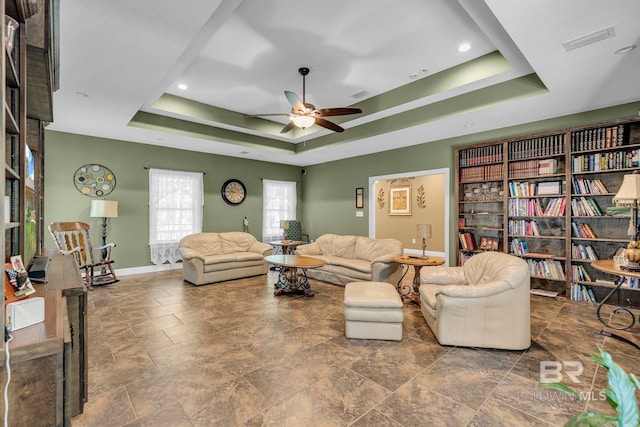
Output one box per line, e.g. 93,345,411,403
221,179,246,205
74,164,116,197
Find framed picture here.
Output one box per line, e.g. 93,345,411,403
479,236,499,251
355,187,364,208
389,186,411,215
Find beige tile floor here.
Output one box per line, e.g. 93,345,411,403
72,269,640,427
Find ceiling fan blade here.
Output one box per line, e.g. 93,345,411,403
315,118,344,133
315,107,362,117
280,121,297,134
284,91,305,112
242,113,290,118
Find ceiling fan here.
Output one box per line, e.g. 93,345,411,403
244,67,362,133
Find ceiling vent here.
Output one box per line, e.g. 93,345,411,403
563,26,615,52
351,90,370,99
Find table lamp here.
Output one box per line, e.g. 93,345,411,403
612,171,640,264
280,220,290,242
416,224,432,259
90,200,118,257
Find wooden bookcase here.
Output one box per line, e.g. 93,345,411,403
456,116,640,306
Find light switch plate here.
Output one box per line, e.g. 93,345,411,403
356,211,364,217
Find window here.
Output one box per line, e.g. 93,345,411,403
149,168,204,264
262,179,297,242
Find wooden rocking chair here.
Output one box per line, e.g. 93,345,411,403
49,222,119,287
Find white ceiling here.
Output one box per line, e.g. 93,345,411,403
47,0,640,167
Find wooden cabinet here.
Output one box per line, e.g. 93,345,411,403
455,117,640,306
0,253,87,426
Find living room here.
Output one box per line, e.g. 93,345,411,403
3,0,640,426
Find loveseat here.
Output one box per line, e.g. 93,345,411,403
419,251,531,350
179,232,273,285
294,234,403,286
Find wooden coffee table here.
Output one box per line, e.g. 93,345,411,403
394,255,445,304
264,255,326,297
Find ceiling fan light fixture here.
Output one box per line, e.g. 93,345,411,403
291,115,315,129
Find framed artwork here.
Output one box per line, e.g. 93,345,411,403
355,188,364,208
389,186,411,215
480,236,499,251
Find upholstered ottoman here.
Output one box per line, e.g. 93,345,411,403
343,281,403,341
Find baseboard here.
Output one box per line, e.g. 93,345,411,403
115,263,183,277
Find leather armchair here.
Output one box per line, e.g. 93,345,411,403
419,251,531,350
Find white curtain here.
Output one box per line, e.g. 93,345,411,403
262,179,297,243
149,168,204,264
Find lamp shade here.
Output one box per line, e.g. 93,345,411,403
90,200,118,218
416,224,432,239
280,220,290,229
613,172,640,206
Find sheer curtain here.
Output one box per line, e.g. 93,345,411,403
262,179,297,243
149,168,204,264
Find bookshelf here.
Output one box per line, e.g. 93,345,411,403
455,116,640,306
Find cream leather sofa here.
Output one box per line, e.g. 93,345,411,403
295,234,403,286
179,232,273,285
419,251,531,350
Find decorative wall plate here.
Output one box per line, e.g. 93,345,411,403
74,164,116,197
221,179,246,205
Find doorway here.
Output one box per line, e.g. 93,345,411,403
368,168,449,261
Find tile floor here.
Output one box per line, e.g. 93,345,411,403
72,269,640,427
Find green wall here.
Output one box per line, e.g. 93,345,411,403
44,131,302,268
302,102,640,265
44,102,640,269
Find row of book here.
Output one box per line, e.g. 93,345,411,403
508,159,559,178
508,197,566,217
508,134,565,160
508,219,540,236
526,258,566,280
459,164,504,182
509,238,529,255
571,244,598,260
458,232,477,251
571,178,608,195
571,222,597,238
570,264,592,282
571,149,640,172
571,197,602,217
459,144,503,166
570,125,626,152
570,283,597,302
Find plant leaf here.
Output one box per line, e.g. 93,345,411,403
565,412,619,427
538,382,581,399
599,350,639,427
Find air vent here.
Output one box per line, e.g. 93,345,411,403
563,26,615,52
351,90,369,99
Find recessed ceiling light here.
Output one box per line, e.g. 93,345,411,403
464,123,474,128
75,91,89,98
458,43,471,53
239,151,249,155
409,72,419,79
615,45,636,54
178,83,188,90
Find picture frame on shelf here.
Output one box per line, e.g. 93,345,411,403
537,181,561,196
355,187,364,208
389,186,411,215
480,236,499,251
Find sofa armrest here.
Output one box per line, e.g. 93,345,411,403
371,254,398,264
295,242,321,255
179,248,203,261
437,281,512,298
421,266,466,286
249,241,274,256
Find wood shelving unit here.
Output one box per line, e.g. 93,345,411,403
456,116,640,306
